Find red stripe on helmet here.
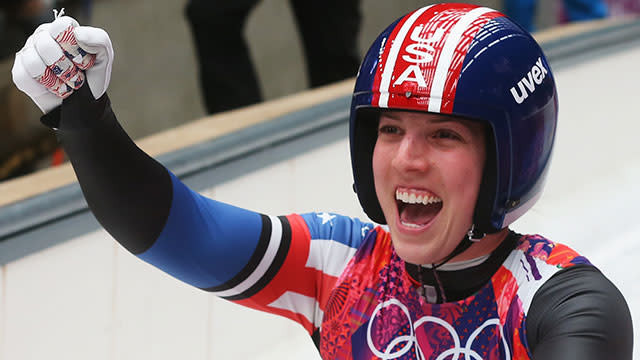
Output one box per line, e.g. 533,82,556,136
370,6,430,108
373,4,504,113
439,11,502,113
380,4,476,109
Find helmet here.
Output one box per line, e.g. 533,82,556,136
350,3,558,234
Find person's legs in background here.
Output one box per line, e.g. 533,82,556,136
185,0,262,114
289,0,361,88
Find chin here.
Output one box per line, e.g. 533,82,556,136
391,236,442,265
389,224,466,265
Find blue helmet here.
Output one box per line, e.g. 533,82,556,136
350,3,558,234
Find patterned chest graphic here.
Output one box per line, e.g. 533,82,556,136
320,231,586,360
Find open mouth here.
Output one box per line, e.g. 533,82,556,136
395,189,443,229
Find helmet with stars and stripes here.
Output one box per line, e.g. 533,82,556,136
350,3,558,235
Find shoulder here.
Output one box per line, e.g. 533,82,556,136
515,234,591,269
496,233,632,358
526,265,633,359
297,212,375,249
498,234,592,313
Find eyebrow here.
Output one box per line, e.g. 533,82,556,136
432,117,482,133
380,111,481,133
430,117,462,124
381,112,462,124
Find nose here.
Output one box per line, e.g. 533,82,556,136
392,135,431,173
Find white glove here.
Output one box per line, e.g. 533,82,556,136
12,14,114,114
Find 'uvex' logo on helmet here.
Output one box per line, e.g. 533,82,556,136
392,26,445,87
510,57,548,104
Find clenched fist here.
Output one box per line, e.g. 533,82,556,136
12,13,114,114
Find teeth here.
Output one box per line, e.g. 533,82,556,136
395,190,442,205
401,220,423,228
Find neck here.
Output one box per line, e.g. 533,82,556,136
445,227,511,264
406,229,519,303
420,254,491,270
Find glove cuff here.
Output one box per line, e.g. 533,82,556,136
41,106,62,129
40,82,110,131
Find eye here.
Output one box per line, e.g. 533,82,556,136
378,124,401,135
433,129,462,141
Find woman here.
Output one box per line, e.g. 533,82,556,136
12,3,633,359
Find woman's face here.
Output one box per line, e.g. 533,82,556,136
372,110,486,265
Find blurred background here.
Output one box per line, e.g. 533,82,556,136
3,0,633,180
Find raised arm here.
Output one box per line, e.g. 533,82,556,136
13,15,175,254
11,15,372,337
11,14,289,285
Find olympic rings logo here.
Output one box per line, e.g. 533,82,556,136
366,299,511,360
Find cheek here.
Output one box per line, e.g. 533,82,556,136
445,152,485,204
372,142,398,219
372,144,387,194
464,161,484,189
372,138,394,178
372,144,382,177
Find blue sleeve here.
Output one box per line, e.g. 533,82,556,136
138,172,264,289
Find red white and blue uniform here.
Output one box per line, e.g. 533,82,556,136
131,174,615,359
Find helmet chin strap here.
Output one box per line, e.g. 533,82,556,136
433,224,485,268
416,224,485,303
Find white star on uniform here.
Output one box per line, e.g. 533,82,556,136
361,225,371,237
317,212,336,225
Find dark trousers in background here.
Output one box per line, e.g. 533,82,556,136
185,0,362,114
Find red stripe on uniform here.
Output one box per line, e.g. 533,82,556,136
491,265,519,325
231,214,342,334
